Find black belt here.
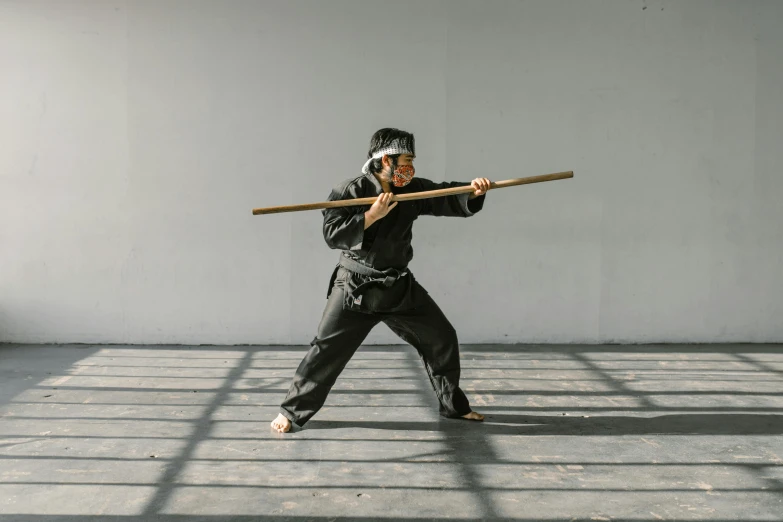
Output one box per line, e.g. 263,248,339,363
339,253,408,288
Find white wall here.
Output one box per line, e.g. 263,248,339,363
1,0,781,345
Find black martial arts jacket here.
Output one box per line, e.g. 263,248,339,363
321,172,485,313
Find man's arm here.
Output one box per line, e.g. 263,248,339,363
323,204,366,251
323,189,398,249
417,177,491,217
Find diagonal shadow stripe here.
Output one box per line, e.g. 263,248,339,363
140,350,256,515
733,353,783,376
401,346,500,520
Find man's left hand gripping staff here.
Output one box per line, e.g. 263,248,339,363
470,178,492,198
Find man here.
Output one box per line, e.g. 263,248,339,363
271,128,490,433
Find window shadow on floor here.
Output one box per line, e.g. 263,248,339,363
1,343,781,521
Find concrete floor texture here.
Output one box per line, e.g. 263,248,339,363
0,343,781,522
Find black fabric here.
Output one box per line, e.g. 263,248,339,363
278,172,485,427
336,254,415,313
279,284,472,427
322,173,485,270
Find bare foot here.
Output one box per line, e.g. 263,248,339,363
271,413,292,433
462,411,484,421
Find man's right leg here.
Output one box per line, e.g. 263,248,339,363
273,287,380,431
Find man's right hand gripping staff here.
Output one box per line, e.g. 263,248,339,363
364,192,397,229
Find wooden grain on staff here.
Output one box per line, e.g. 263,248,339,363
252,171,573,216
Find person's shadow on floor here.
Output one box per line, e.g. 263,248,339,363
306,412,783,436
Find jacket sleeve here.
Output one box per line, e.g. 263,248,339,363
416,178,486,217
322,187,367,251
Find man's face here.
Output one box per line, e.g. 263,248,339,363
382,153,414,174
396,154,415,167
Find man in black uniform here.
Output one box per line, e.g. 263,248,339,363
272,128,490,433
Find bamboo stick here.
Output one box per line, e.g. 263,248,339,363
252,171,573,216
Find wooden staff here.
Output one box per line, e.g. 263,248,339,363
252,171,573,215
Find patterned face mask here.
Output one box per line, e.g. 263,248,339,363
392,164,415,187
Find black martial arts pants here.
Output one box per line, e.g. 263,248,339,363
278,284,472,427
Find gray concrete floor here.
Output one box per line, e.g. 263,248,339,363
0,343,781,522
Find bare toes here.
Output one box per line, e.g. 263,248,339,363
271,414,292,433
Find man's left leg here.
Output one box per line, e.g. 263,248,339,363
382,292,483,421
